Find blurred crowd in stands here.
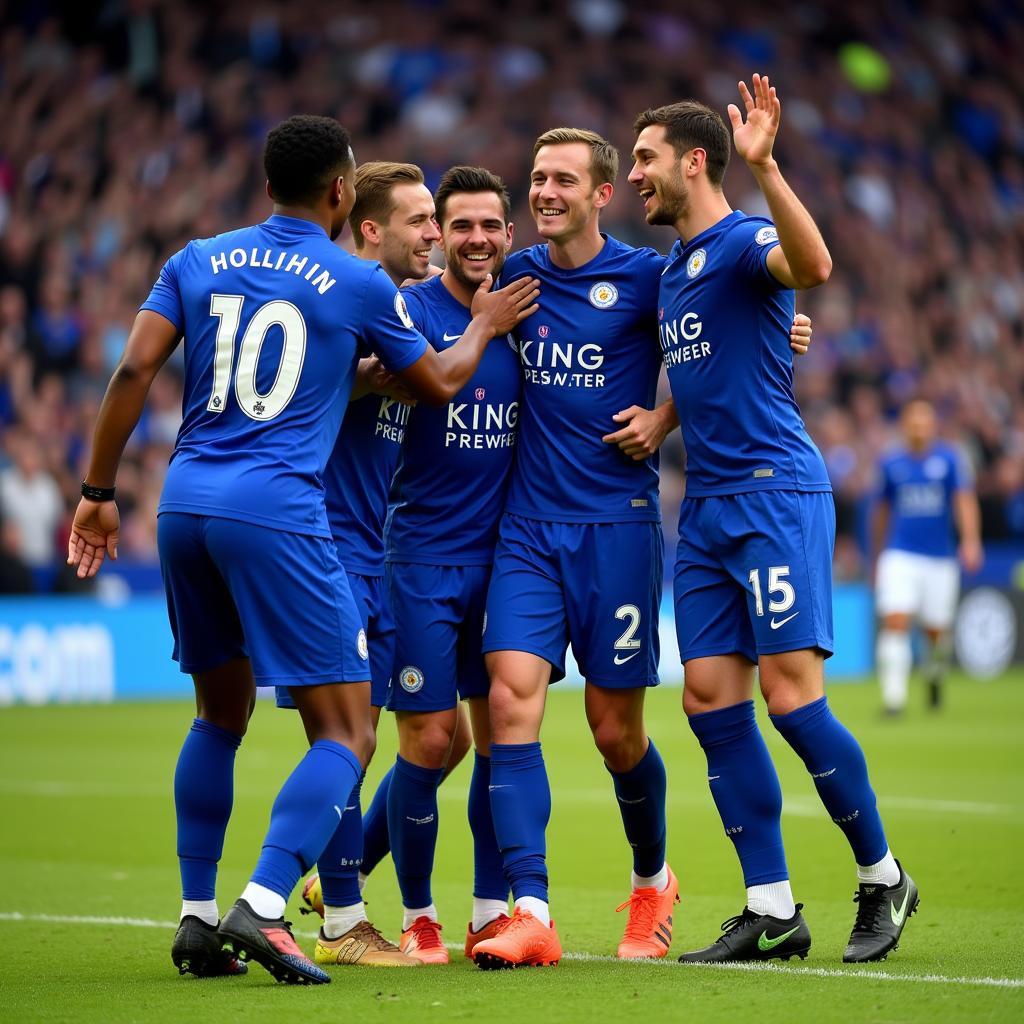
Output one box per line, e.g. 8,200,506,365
1,0,1023,590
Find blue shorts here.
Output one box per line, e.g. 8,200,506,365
673,490,835,664
482,514,662,688
157,512,370,687
276,569,394,710
386,562,491,712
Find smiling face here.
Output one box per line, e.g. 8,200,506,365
375,181,440,282
628,125,690,227
529,142,607,245
439,190,513,289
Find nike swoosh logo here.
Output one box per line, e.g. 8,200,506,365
811,768,836,779
442,332,463,341
890,889,911,927
770,612,800,630
488,785,510,791
757,925,800,951
707,775,721,781
613,651,640,665
617,796,646,805
334,805,343,820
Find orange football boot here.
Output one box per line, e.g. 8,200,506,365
399,916,449,964
615,865,680,959
464,913,511,959
472,907,562,969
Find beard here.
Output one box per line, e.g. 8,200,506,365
445,247,507,289
648,171,689,226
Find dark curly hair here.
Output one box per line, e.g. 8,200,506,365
263,115,354,206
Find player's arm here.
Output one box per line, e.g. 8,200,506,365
870,497,890,577
68,310,181,577
351,356,416,403
397,275,538,406
603,398,679,461
954,488,983,573
728,74,832,290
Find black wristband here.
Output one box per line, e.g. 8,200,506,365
81,481,116,502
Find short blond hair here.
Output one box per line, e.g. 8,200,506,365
351,162,425,248
533,127,619,188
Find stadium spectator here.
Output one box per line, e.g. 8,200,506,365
0,1,1022,586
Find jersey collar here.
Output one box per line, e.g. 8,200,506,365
265,213,330,236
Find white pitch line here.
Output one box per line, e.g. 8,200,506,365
1,911,1021,990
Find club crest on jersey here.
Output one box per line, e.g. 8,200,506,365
755,226,779,246
538,325,550,338
356,629,368,661
399,665,424,693
589,282,619,309
686,249,707,278
394,292,414,329
475,387,486,400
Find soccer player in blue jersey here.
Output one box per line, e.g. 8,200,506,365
66,114,538,984
874,398,982,714
288,160,452,968
473,128,679,969
629,76,917,963
375,165,523,964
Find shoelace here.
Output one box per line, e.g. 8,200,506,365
350,921,399,951
500,909,540,937
716,909,759,940
616,888,661,940
407,918,444,949
851,887,888,934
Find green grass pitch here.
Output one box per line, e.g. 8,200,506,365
1,672,1022,1022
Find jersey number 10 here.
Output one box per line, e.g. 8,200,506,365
207,294,307,420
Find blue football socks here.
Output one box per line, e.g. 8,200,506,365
361,764,393,876
488,742,551,902
688,701,788,886
608,739,668,878
468,752,509,901
174,718,241,901
770,696,888,865
317,771,365,909
387,755,444,910
250,739,362,900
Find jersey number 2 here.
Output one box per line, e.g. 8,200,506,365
208,294,307,420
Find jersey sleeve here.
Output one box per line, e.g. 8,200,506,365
951,448,974,491
359,266,430,372
400,281,431,335
878,458,895,502
735,221,785,291
139,247,186,330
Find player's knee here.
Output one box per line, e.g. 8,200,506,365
591,716,645,771
882,614,912,632
682,683,719,717
400,716,455,770
759,669,823,717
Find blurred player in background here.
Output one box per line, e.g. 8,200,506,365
873,398,983,713
381,166,522,963
630,77,917,965
67,114,538,985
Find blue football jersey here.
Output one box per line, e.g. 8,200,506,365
142,214,427,538
658,212,830,496
326,391,410,575
500,235,663,523
385,275,521,565
880,443,969,558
